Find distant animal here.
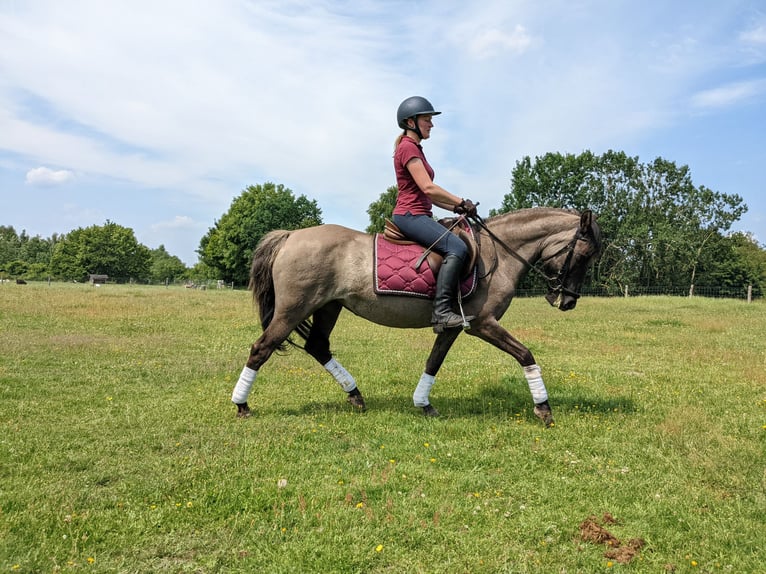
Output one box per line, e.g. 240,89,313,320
16,279,27,285
230,208,601,426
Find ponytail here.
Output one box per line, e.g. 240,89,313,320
394,130,407,152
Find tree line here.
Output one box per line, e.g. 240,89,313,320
2,153,764,296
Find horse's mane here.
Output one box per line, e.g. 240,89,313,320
485,207,581,223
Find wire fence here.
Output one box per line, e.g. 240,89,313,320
6,277,762,302
516,284,761,301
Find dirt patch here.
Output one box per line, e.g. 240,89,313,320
578,513,646,564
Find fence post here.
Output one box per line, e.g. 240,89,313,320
624,285,629,298
747,284,752,303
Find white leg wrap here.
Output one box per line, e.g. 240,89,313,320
231,366,257,404
413,372,435,407
324,358,357,392
523,364,548,404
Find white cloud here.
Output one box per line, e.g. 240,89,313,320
25,166,74,185
740,22,766,45
690,79,766,110
468,25,533,60
150,215,199,232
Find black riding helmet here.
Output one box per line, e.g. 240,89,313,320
397,96,441,139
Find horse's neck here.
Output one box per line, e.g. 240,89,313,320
490,210,573,256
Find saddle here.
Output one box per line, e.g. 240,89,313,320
382,218,479,277
374,218,479,299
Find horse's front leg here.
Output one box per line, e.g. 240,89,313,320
469,319,554,427
413,329,463,417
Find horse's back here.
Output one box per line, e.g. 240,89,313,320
271,224,373,293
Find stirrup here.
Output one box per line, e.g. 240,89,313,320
431,312,473,333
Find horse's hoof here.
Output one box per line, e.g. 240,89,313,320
422,404,440,417
235,403,252,418
533,401,555,428
347,391,366,411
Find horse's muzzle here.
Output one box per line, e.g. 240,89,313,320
545,289,579,311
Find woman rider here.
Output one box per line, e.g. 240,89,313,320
392,96,478,333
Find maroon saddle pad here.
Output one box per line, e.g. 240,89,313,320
373,235,477,299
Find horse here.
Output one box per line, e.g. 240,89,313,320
230,207,601,426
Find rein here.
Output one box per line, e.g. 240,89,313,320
470,214,586,300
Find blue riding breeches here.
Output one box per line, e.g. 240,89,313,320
391,213,468,263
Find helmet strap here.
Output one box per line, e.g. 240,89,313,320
406,117,423,141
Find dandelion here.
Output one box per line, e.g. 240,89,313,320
691,560,698,567
87,557,95,564
430,457,436,463
423,442,430,448
356,502,364,509
375,544,384,553
606,561,614,567
389,459,396,464
186,501,193,508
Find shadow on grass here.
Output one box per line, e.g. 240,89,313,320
273,379,637,423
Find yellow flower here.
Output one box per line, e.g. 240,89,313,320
87,557,95,564
356,502,364,508
375,544,384,553
423,442,430,448
186,501,193,508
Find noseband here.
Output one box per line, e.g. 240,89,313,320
536,229,587,300
471,215,591,300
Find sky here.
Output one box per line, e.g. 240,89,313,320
1,1,765,266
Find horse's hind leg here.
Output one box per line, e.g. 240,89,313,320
303,302,366,411
231,318,296,417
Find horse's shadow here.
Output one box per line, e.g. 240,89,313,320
281,379,637,423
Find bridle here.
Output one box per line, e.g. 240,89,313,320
470,214,593,300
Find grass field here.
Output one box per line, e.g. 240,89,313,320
1,283,764,573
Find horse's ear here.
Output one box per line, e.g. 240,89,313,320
579,209,593,232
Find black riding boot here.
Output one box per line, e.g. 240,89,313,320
431,254,475,333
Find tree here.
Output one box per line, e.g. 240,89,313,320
498,151,750,294
50,221,152,281
366,186,398,234
0,226,21,268
149,245,188,284
198,182,322,285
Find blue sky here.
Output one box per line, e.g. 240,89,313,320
1,1,764,265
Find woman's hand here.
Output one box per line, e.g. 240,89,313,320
454,199,477,217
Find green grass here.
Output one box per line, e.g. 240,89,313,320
1,283,764,573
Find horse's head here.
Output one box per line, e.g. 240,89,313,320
540,210,601,311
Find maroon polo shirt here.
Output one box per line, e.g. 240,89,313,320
393,136,435,217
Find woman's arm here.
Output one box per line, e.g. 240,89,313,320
405,158,463,211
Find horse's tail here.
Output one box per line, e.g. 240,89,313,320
250,230,292,331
